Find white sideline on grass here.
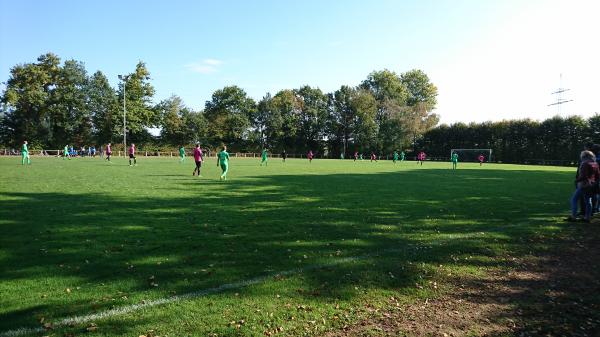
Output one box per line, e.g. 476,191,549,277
0,240,457,337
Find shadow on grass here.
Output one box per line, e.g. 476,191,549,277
0,168,575,333
455,222,600,337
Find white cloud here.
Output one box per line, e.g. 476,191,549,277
203,58,223,66
185,58,224,74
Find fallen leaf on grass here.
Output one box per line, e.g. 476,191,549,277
86,323,98,331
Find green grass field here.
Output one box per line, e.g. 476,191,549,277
0,156,575,336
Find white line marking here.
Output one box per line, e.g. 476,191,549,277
0,240,456,337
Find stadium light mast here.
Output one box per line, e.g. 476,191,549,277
548,73,573,115
118,74,130,153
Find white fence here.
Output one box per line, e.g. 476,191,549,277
0,149,452,162
1,149,330,159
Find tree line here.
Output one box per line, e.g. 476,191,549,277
2,53,593,163
0,53,438,154
419,115,600,163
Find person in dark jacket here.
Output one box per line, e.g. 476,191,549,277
568,150,600,222
591,143,600,212
575,143,594,215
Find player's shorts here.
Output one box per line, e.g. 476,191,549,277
129,154,136,159
195,161,202,167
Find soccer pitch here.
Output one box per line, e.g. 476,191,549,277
0,157,574,336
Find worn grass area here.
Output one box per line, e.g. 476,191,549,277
0,156,581,336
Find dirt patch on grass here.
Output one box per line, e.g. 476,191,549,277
327,224,600,337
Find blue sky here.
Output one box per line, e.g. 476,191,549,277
1,0,598,123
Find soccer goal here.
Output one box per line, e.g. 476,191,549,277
450,149,492,162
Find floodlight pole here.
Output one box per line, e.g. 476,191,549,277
342,129,346,158
123,80,126,153
119,75,128,154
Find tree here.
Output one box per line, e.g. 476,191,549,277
350,89,378,151
359,69,439,154
400,69,438,110
328,86,377,155
254,93,282,149
0,54,448,154
155,96,209,147
0,53,61,147
328,86,354,156
377,99,408,153
0,102,9,146
156,95,186,146
270,89,301,151
181,109,208,145
48,59,91,146
360,69,408,105
295,86,328,152
117,62,157,144
587,114,600,142
420,116,592,163
204,86,256,149
404,102,439,153
88,71,118,145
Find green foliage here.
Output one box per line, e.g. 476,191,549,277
1,53,443,153
359,69,439,154
360,69,408,105
156,95,208,146
48,59,90,146
350,89,378,149
180,108,208,145
88,71,119,145
377,99,409,153
156,95,186,146
328,86,379,155
400,69,438,110
204,85,257,148
1,53,60,146
271,89,302,150
0,54,158,148
117,62,157,143
295,86,328,151
421,115,595,162
253,93,276,148
19,52,600,164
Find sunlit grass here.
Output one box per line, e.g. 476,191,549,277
0,156,573,336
